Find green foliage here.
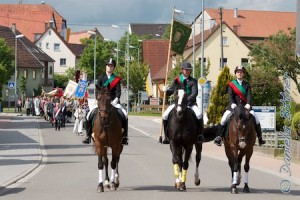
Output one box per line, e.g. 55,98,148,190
291,112,300,140
247,66,283,106
54,73,69,88
20,76,26,94
0,38,14,87
206,66,234,124
249,28,300,93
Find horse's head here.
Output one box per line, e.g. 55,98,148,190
96,84,112,127
173,81,188,117
232,104,253,149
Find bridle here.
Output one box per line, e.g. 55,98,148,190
97,91,113,127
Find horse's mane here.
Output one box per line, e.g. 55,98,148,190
233,104,251,122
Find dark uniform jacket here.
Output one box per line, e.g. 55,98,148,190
227,79,252,110
97,73,121,101
166,75,198,107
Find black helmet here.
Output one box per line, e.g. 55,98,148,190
105,58,116,67
181,61,192,70
234,66,246,74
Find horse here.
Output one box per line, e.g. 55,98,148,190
167,82,203,191
223,104,256,194
93,84,123,193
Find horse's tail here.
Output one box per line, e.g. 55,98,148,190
203,125,219,142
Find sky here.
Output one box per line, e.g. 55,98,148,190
0,0,297,41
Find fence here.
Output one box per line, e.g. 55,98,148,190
132,105,163,113
261,131,285,148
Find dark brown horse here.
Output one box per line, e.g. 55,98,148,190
93,85,123,192
168,82,203,191
223,104,256,194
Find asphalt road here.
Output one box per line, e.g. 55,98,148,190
1,115,300,199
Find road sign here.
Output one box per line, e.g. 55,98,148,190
198,77,206,86
8,82,15,89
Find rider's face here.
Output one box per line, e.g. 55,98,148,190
235,70,244,80
181,68,192,77
106,64,115,73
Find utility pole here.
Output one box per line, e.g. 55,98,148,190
220,7,224,69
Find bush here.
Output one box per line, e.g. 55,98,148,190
291,112,300,140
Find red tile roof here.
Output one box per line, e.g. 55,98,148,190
0,4,66,42
68,28,103,44
206,8,296,38
142,40,170,81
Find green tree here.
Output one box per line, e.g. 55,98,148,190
0,38,14,93
206,66,234,125
20,76,26,100
54,73,69,88
249,28,300,93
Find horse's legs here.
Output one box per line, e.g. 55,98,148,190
243,149,253,193
180,145,193,191
103,153,110,188
225,147,239,194
170,143,182,189
109,155,120,191
97,155,104,193
194,143,202,186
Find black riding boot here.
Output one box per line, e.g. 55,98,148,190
214,124,225,146
162,120,170,144
122,118,128,145
197,119,205,143
82,108,97,144
255,123,266,145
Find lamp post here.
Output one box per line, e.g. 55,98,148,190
87,31,96,99
112,25,130,113
15,34,24,112
114,48,125,67
174,9,196,77
129,45,140,67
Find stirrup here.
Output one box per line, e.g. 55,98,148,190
214,136,222,146
122,137,128,145
162,137,170,144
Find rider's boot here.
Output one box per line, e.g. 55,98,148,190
82,118,92,144
214,124,225,146
162,119,170,144
122,118,128,145
255,123,266,145
197,118,205,143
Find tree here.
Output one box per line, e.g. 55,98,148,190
20,76,26,100
249,28,300,93
0,38,14,93
206,66,234,125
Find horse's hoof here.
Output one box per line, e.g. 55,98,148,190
243,184,250,193
231,187,238,194
97,183,104,193
175,182,181,190
180,182,186,191
104,180,110,189
110,182,116,191
194,178,201,186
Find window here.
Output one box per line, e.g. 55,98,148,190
220,58,227,69
38,42,42,48
46,43,49,49
48,30,51,35
24,70,27,79
49,66,53,75
33,70,36,79
60,58,66,66
223,36,228,46
241,58,249,67
198,57,206,63
54,43,60,51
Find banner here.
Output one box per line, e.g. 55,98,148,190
145,70,153,96
63,80,78,98
171,19,192,55
74,80,88,99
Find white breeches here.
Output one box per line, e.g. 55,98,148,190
220,109,260,126
163,104,201,120
86,103,128,119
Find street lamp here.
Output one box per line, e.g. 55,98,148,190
112,24,130,113
174,9,196,77
114,48,125,66
129,45,140,67
15,34,24,112
87,30,96,99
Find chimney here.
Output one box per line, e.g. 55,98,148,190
234,8,238,18
12,23,16,34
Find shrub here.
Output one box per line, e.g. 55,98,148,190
291,112,300,140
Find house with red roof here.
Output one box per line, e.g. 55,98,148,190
68,28,103,44
0,3,67,42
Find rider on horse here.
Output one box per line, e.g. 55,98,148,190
82,58,128,145
214,66,266,146
161,61,204,144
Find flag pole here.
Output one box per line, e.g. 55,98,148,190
159,6,175,143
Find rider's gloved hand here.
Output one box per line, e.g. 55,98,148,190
231,103,237,109
162,85,168,92
111,98,119,106
244,104,251,110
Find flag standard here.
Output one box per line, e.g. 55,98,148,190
171,19,192,55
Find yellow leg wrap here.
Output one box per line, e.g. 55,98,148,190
182,169,187,183
174,164,179,178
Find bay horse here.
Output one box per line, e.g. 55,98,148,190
223,104,256,194
167,82,203,191
93,84,123,192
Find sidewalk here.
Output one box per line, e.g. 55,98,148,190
0,113,299,193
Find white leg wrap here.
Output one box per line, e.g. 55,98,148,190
232,171,238,184
244,172,249,184
110,169,116,183
98,169,103,183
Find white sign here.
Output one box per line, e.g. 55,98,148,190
8,82,15,89
150,98,159,105
252,106,276,131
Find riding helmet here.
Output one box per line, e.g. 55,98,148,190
234,66,246,74
106,58,116,67
181,61,192,70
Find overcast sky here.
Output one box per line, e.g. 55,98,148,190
1,0,297,41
